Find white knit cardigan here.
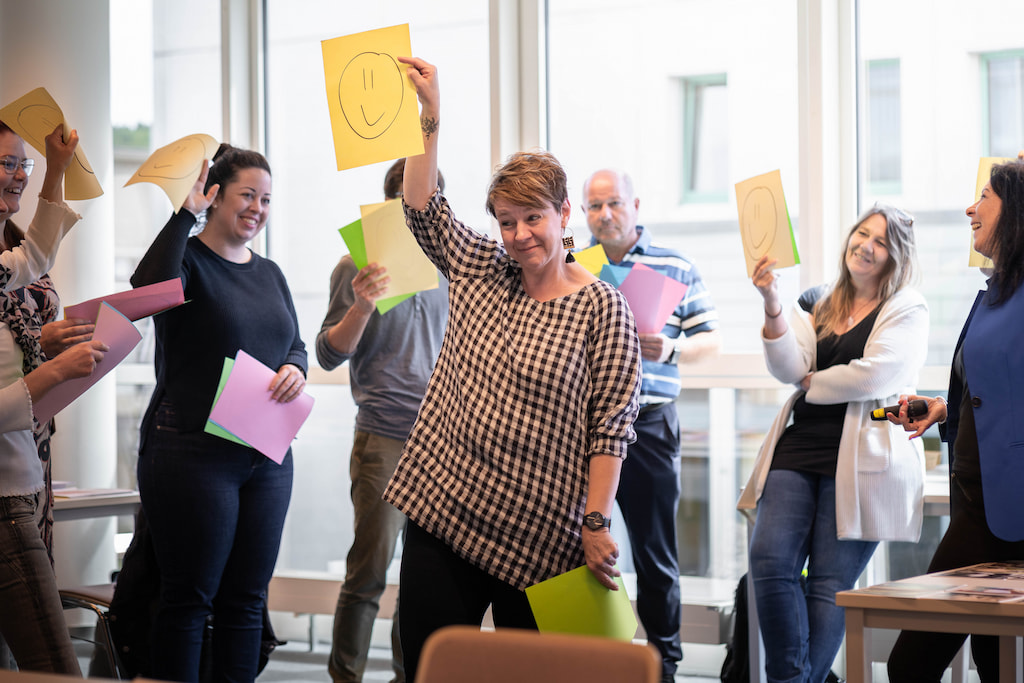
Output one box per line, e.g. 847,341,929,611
737,287,929,542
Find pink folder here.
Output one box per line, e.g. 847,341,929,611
617,263,689,335
63,278,185,323
207,350,315,464
33,303,143,423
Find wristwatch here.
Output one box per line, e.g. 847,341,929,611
583,511,611,531
666,345,681,364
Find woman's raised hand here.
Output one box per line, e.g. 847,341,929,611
398,56,439,116
39,124,80,204
752,255,780,301
182,159,220,217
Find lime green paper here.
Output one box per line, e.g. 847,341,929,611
338,218,414,315
204,357,251,447
525,565,637,641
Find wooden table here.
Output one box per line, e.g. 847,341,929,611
837,564,1024,683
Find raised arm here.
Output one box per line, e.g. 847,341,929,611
398,56,440,210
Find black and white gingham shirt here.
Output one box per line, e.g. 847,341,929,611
383,192,641,590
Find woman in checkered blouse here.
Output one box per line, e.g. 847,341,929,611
382,57,643,681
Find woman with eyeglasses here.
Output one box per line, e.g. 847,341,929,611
0,121,97,562
886,156,1024,683
737,204,929,683
0,119,109,675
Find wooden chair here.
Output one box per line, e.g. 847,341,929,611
414,626,661,683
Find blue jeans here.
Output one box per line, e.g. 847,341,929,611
329,431,406,683
749,469,878,683
138,403,292,683
0,493,80,675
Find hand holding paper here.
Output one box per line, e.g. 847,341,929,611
617,263,688,335
207,350,315,464
525,566,638,641
125,134,220,211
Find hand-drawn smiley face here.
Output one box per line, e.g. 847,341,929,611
338,52,404,140
136,136,208,180
17,103,96,176
741,186,778,257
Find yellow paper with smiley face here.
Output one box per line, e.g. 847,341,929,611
0,87,103,200
125,133,220,211
735,169,800,277
321,24,424,172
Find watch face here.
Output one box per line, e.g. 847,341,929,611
584,511,609,530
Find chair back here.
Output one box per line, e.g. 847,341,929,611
415,626,661,683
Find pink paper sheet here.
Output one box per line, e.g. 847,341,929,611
63,278,184,323
617,263,689,335
207,350,315,464
33,302,143,423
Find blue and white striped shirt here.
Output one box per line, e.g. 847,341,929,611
589,225,718,405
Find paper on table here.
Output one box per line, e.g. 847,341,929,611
338,217,414,314
617,263,689,335
599,264,632,288
0,87,103,200
124,134,220,211
321,24,424,171
970,157,1007,268
573,244,610,276
33,303,142,423
525,565,637,641
207,350,315,464
63,278,185,323
361,200,438,300
734,169,799,276
204,357,251,448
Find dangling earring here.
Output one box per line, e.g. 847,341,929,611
563,227,576,263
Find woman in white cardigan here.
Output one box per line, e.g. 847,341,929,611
738,204,929,683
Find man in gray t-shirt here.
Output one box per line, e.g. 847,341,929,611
317,160,447,683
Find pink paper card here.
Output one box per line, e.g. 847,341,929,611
64,278,185,323
617,263,689,334
33,302,143,423
207,350,315,464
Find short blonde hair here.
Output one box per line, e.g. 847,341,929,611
485,150,568,216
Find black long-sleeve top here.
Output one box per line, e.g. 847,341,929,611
131,210,307,443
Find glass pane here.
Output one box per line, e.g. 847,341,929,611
866,60,901,186
858,0,1024,366
265,2,490,570
111,0,223,492
549,0,799,357
987,55,1024,157
686,80,730,198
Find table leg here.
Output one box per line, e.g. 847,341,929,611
996,635,1019,683
844,607,871,683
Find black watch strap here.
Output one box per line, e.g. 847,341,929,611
583,511,611,531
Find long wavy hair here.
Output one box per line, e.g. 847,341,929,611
986,159,1024,306
814,203,918,339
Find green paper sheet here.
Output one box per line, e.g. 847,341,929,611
525,565,637,641
338,218,414,315
204,357,252,447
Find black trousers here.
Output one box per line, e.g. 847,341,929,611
397,521,537,683
887,472,1024,682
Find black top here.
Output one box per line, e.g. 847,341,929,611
771,288,880,477
131,210,307,444
950,343,981,480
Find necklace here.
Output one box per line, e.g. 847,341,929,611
847,297,878,327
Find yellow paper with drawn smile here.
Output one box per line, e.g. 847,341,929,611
0,87,103,200
125,134,220,211
361,199,438,299
735,169,799,276
321,24,424,171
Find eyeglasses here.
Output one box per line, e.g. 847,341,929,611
0,156,34,177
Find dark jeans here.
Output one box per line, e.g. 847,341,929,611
138,406,292,683
887,472,1024,682
749,470,878,683
0,493,80,675
398,521,537,683
617,402,683,678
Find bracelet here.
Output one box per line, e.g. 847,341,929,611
765,304,783,319
934,396,948,424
